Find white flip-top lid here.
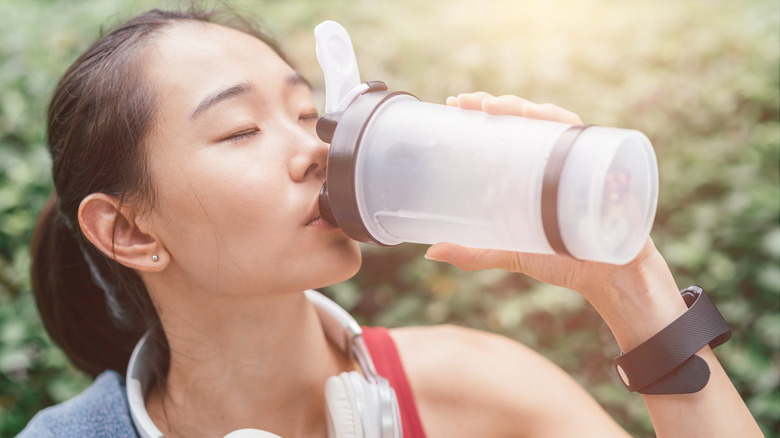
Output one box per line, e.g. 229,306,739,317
314,20,369,113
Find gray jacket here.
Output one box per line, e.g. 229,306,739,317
17,371,138,437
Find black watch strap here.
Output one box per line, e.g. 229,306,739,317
613,286,731,394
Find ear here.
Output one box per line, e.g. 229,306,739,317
78,193,168,272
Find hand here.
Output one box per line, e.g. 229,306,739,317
426,92,618,293
425,92,686,349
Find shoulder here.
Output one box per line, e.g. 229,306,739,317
389,324,562,395
389,325,629,438
388,324,554,411
17,370,138,438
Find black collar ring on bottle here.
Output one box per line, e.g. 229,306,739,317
317,81,416,246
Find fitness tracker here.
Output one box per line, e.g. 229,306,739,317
613,286,731,394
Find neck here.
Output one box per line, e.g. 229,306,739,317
143,279,355,437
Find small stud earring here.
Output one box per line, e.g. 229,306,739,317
151,255,159,262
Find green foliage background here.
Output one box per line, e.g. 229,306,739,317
1,0,778,436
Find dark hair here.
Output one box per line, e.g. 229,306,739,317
31,8,287,382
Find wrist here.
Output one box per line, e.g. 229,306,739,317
614,286,732,394
586,247,689,352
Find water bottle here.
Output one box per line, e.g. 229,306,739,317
314,21,658,265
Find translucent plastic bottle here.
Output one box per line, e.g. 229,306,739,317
315,21,658,265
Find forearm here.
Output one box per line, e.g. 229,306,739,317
590,250,762,437
642,347,762,437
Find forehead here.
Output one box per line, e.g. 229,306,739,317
144,21,292,110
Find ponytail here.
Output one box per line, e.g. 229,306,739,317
31,195,143,377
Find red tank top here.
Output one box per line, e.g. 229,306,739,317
362,327,427,438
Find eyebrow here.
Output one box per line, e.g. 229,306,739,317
189,73,312,120
190,81,254,119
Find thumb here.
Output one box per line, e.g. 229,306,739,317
424,242,522,272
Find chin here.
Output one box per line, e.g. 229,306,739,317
311,239,363,289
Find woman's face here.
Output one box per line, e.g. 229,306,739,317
142,21,361,295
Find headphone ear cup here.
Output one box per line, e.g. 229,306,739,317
325,372,364,438
374,377,402,438
325,371,401,438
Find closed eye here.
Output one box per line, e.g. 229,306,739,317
220,128,259,143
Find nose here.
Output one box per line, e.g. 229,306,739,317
289,126,329,182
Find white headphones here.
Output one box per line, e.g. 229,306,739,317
126,290,402,438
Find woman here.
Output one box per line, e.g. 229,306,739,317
20,7,761,438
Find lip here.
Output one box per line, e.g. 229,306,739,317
305,197,339,230
307,215,339,230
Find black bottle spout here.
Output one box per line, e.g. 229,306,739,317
318,182,338,226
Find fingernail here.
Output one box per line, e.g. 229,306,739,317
424,250,442,261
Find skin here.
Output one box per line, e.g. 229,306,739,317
78,20,762,438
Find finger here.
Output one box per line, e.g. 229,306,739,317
425,241,594,288
523,102,584,125
481,95,533,117
425,242,522,273
449,92,495,110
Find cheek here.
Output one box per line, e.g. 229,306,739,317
149,149,293,272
